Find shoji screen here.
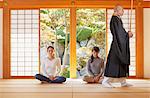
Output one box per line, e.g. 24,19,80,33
10,10,39,76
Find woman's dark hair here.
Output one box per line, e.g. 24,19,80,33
47,46,54,51
91,46,100,63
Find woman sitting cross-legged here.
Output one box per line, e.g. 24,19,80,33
83,46,104,83
35,46,66,84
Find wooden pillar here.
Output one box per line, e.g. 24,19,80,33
3,0,10,79
136,1,144,78
70,7,77,78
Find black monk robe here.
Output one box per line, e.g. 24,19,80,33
104,16,130,78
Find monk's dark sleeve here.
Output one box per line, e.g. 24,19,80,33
110,17,130,65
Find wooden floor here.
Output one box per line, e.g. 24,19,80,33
0,79,149,98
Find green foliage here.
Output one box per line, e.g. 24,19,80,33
40,9,70,48
40,8,106,78
56,27,70,46
77,27,92,42
40,10,49,14
56,27,65,36
60,67,70,78
76,9,106,76
77,57,88,68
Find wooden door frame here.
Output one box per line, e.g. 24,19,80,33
1,0,146,79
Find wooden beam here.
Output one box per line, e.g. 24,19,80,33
11,76,34,79
136,5,144,78
5,0,139,8
7,0,71,8
0,2,3,7
75,0,138,8
142,1,150,8
3,5,10,79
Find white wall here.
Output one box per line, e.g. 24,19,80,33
0,9,3,79
144,8,150,78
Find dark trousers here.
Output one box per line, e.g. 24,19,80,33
35,74,66,83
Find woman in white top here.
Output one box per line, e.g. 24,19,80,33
35,46,66,83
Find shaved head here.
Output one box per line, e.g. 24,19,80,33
114,5,123,12
114,5,124,16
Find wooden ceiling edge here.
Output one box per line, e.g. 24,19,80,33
2,0,141,8
0,0,149,8
5,4,138,9
142,2,150,8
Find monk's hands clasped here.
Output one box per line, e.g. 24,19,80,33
128,31,133,38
